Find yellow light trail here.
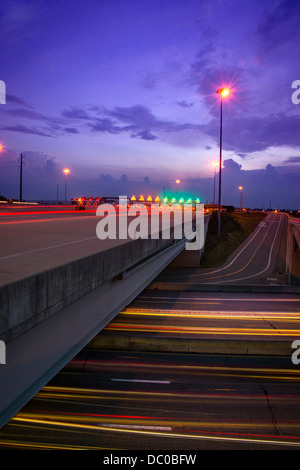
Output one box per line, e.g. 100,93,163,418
121,309,300,321
104,322,300,338
5,415,300,448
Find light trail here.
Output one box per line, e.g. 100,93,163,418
0,235,97,261
121,308,300,320
5,414,300,448
0,214,96,225
137,295,300,303
105,322,300,339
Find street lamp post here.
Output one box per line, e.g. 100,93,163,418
216,87,230,235
212,162,218,205
239,186,243,210
176,179,180,198
63,168,70,204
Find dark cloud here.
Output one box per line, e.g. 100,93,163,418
62,106,92,120
284,156,300,164
131,129,157,141
63,127,79,134
88,117,124,134
202,112,300,154
256,0,300,51
4,108,65,126
0,124,53,137
176,100,194,108
6,94,33,108
223,159,242,171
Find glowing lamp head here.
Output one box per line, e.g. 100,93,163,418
239,186,243,191
212,161,218,167
217,87,230,98
176,179,180,184
63,168,70,175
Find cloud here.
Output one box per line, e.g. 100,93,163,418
63,127,79,134
62,106,92,120
6,94,33,108
0,124,53,137
131,129,157,141
176,100,194,108
284,156,300,164
223,159,242,171
202,112,300,154
255,0,300,52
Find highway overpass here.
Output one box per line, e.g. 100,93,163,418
0,204,206,428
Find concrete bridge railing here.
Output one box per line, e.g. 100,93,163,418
286,219,300,285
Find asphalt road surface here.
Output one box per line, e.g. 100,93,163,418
1,350,300,450
0,203,193,286
156,211,289,285
1,207,298,453
0,205,126,285
103,290,300,342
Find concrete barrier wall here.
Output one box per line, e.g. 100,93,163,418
286,221,300,285
0,236,175,343
169,214,210,267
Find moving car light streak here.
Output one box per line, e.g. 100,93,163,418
2,348,300,450
7,415,300,448
2,378,300,449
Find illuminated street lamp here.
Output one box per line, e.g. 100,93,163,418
239,186,244,210
212,161,218,205
175,179,180,196
216,87,230,235
63,168,70,204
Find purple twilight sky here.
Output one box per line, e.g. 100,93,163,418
0,0,299,209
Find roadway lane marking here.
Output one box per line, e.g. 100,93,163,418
198,215,275,281
209,212,284,284
0,236,97,261
102,424,173,431
172,212,274,279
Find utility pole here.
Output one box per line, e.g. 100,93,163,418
19,153,25,202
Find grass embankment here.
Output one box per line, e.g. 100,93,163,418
200,211,266,268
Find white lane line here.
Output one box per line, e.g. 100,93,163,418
208,212,284,284
179,212,274,278
111,379,171,384
101,424,173,431
0,236,97,261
